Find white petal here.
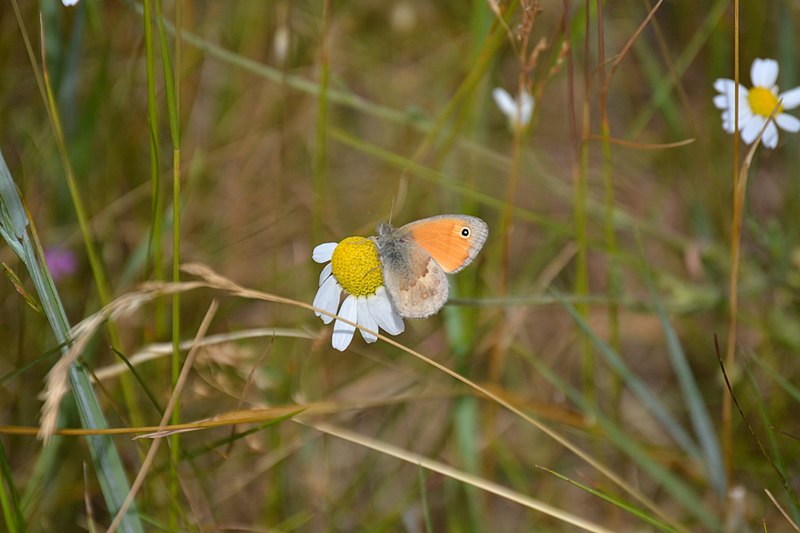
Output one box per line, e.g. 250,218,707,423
720,111,736,134
713,80,750,117
313,276,341,324
357,297,378,343
762,121,779,148
720,108,750,134
492,88,516,117
740,117,765,144
713,94,730,110
318,263,332,286
722,109,751,133
518,92,534,125
751,58,779,88
312,242,338,263
62,0,80,5
332,296,358,351
776,113,800,132
368,287,405,335
714,78,736,93
779,86,800,109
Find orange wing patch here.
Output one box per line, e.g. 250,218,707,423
409,219,474,273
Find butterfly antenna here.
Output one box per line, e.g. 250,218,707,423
388,196,395,225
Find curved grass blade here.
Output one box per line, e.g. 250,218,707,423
523,347,715,529
537,465,678,532
0,151,144,533
554,292,702,460
640,253,725,496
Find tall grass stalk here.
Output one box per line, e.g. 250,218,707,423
595,0,620,360
722,0,740,485
9,3,147,529
142,0,166,339
36,0,145,431
150,0,183,525
576,0,593,405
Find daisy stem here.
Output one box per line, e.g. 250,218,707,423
498,125,521,296
492,101,523,385
721,0,740,490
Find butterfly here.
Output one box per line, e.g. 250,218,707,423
373,215,488,318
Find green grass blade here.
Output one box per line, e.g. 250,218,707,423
524,347,716,529
537,465,678,532
0,151,144,533
641,257,726,496
555,293,703,461
151,1,183,527
0,438,24,533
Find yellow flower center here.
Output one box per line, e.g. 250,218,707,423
331,236,383,297
748,87,782,117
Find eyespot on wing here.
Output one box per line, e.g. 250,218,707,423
406,215,488,273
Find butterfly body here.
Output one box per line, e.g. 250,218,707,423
374,215,488,318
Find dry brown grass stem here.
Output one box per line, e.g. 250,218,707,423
605,0,665,87
106,300,218,533
765,489,800,533
301,420,617,533
2,392,459,438
180,264,680,528
36,263,680,528
587,134,695,150
91,328,313,382
722,102,778,483
38,280,207,442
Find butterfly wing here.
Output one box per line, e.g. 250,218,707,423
378,230,449,319
403,215,489,273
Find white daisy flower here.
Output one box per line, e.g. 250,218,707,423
312,237,404,351
62,0,80,5
713,58,800,149
492,87,534,130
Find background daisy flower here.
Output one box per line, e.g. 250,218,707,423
492,87,534,130
313,237,404,351
713,57,800,149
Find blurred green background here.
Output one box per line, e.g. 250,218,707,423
2,0,800,531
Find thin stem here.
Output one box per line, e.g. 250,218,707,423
313,0,331,243
722,0,740,488
577,0,593,406
597,0,621,401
